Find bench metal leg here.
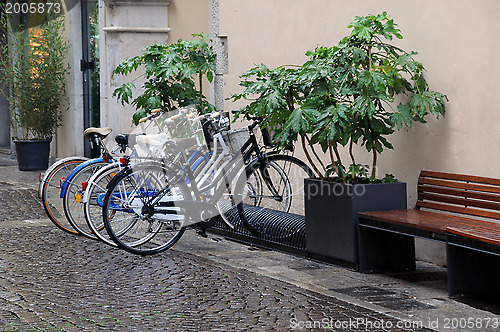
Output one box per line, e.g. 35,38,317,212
358,226,416,273
447,243,500,298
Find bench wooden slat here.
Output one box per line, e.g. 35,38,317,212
419,192,500,211
418,184,500,203
420,170,500,186
447,226,500,246
358,209,500,237
418,201,500,220
418,177,500,194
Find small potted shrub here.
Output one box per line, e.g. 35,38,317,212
0,9,70,171
112,33,216,124
232,12,447,268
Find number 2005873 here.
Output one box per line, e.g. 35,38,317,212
5,1,61,15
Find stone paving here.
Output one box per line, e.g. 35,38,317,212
0,164,432,331
0,164,499,331
0,223,429,331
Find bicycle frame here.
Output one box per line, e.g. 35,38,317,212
136,121,278,228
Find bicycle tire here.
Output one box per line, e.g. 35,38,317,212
63,160,112,239
83,163,122,246
40,156,89,234
235,154,314,238
102,163,187,255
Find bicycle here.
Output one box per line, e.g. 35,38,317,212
101,109,314,255
80,108,215,245
38,127,115,234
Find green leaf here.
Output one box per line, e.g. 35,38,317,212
207,70,214,83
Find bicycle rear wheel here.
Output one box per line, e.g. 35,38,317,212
83,163,121,246
102,163,187,255
235,154,314,239
41,157,88,234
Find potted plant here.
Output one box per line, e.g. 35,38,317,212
112,33,216,124
232,12,447,268
0,9,70,171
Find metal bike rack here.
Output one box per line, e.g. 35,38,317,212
211,205,306,251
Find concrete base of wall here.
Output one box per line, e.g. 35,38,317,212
415,238,447,267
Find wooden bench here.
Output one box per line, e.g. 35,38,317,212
357,170,500,298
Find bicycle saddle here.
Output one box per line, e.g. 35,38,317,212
83,127,112,139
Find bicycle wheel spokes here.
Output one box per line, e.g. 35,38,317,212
236,154,314,240
63,161,110,239
84,164,120,246
103,164,186,255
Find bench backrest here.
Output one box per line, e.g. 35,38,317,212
417,170,500,220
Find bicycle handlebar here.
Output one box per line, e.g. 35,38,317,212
192,111,220,123
138,108,162,123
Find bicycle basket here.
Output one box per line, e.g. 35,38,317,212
224,127,250,154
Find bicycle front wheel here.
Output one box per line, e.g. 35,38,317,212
235,154,314,238
102,163,187,255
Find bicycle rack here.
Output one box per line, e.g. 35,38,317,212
212,205,306,250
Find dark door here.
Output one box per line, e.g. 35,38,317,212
81,0,100,157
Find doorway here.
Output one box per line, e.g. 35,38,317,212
81,0,100,157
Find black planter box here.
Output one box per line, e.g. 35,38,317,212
304,179,407,270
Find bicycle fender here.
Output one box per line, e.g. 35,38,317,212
81,163,121,203
39,156,89,198
59,158,111,198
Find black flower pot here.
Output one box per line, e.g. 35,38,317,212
13,137,52,171
304,179,407,270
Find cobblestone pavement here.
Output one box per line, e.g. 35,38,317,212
0,182,46,222
0,225,430,331
0,177,431,331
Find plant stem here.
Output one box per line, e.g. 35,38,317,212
305,135,327,173
301,135,323,180
372,144,378,178
327,142,337,174
332,141,342,165
349,139,356,165
199,73,203,103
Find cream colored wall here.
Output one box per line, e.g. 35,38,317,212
218,0,500,265
168,0,209,42
220,0,500,200
43,2,84,159
167,0,210,98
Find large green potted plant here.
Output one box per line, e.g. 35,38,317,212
0,9,70,171
232,12,447,268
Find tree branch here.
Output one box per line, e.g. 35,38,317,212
372,145,378,178
301,135,324,180
349,139,356,165
305,134,327,173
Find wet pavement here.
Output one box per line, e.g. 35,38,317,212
0,162,499,331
